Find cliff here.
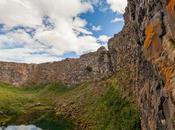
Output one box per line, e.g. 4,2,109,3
0,47,113,86
0,0,175,130
108,0,175,130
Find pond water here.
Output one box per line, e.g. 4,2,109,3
0,115,75,130
0,125,42,130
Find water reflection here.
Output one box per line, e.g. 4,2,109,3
0,125,42,130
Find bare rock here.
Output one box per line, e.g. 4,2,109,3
0,47,113,86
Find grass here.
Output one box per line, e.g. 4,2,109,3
0,82,75,129
94,83,140,130
0,79,141,130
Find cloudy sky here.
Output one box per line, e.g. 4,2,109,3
0,0,127,63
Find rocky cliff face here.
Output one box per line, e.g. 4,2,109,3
0,47,113,86
0,0,175,130
108,0,175,130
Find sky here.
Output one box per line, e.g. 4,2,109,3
0,0,127,63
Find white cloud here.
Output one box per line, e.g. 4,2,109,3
107,0,127,14
97,35,111,49
0,0,102,63
0,0,127,63
0,48,61,64
0,0,93,27
111,17,124,23
98,35,110,43
82,0,108,12
92,25,102,31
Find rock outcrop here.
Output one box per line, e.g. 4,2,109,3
108,0,175,130
0,0,175,130
0,47,113,86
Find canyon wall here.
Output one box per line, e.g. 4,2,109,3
0,47,113,86
108,0,175,130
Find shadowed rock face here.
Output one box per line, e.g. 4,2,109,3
0,47,113,86
1,0,175,130
108,0,175,130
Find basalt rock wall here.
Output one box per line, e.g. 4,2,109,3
108,0,175,130
0,47,113,86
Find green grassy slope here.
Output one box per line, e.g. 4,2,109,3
0,79,140,130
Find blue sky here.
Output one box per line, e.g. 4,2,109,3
0,0,127,63
80,6,124,37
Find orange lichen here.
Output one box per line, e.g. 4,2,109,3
152,33,159,50
160,62,174,88
166,0,175,17
144,21,162,60
166,0,175,38
144,23,154,49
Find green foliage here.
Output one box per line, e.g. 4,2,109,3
45,82,74,93
92,80,141,130
0,80,141,130
33,113,74,130
0,82,75,129
22,82,73,93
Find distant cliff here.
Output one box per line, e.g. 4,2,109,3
0,47,113,86
1,0,175,130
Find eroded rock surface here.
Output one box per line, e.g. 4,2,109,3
0,47,113,86
108,0,175,130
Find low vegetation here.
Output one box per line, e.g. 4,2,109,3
0,79,140,130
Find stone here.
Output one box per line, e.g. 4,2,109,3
108,0,175,130
0,48,113,86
